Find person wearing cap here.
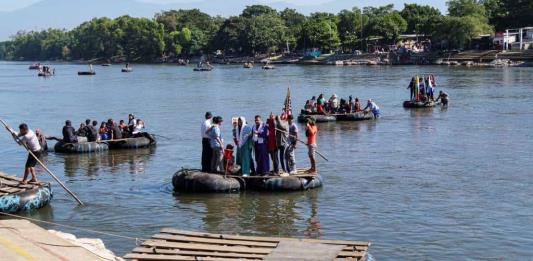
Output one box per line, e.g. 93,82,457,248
363,99,381,119
201,112,213,172
62,120,78,143
14,123,43,184
305,118,318,174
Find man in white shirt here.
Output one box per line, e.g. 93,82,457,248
201,112,213,172
14,123,42,184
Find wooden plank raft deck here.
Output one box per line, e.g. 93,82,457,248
0,172,49,196
124,228,370,261
224,168,318,179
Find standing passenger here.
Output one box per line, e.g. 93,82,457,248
253,115,269,175
286,115,298,174
201,112,213,172
208,116,224,173
267,113,279,173
305,119,318,174
275,115,289,173
236,117,253,176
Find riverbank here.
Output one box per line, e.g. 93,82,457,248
0,219,121,261
7,50,533,67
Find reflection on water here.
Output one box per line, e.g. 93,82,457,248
174,190,321,238
61,147,156,177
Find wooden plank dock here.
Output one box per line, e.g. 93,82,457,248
0,172,49,196
125,228,370,261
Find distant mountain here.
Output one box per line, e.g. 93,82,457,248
0,0,447,41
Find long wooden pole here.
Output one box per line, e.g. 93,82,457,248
275,127,329,161
0,119,84,206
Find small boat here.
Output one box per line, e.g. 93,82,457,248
38,71,54,77
403,100,437,108
78,71,96,75
244,62,253,68
121,67,133,72
335,111,374,121
177,59,188,66
262,64,275,70
297,114,336,123
28,63,42,70
54,140,109,154
172,169,242,193
0,172,52,213
104,136,156,150
193,67,212,72
101,63,111,66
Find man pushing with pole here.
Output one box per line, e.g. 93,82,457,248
1,118,84,205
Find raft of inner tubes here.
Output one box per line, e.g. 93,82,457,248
0,183,52,213
298,112,374,123
54,136,156,153
193,67,212,72
403,100,437,108
172,169,323,193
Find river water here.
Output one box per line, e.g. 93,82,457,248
0,62,532,260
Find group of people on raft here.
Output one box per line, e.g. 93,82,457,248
407,75,449,106
201,111,319,177
59,114,151,143
302,94,381,118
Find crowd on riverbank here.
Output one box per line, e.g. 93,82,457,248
201,111,318,177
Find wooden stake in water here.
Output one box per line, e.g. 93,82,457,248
0,119,84,206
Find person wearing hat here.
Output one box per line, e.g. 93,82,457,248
62,120,78,143
305,118,317,174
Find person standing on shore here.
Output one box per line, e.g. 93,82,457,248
266,113,279,173
253,115,269,175
305,118,318,174
275,115,289,173
201,112,213,172
286,115,298,175
13,123,42,184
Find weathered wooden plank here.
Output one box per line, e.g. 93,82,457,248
0,179,20,186
342,246,369,251
160,228,369,247
160,229,281,243
124,253,244,261
337,251,366,258
264,240,344,261
141,240,273,255
154,233,277,248
131,247,265,259
0,187,21,193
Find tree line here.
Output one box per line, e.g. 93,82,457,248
0,0,530,61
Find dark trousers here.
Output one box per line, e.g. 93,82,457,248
201,138,212,172
269,150,279,173
278,145,287,172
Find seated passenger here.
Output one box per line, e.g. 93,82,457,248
354,98,362,112
85,119,98,142
76,123,87,137
99,122,109,140
62,120,78,143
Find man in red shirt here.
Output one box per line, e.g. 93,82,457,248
305,118,317,174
